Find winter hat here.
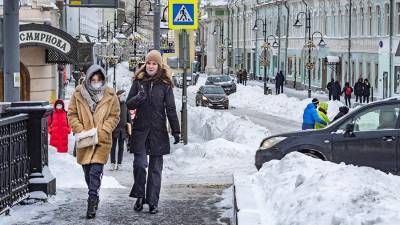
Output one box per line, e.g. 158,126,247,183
319,102,328,112
145,50,162,65
312,98,319,105
116,90,126,96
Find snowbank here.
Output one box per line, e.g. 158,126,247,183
165,105,270,176
48,146,125,189
236,152,400,225
230,85,344,123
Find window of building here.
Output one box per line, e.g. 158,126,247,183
360,7,365,36
345,9,349,37
375,63,379,89
367,62,371,81
352,61,356,84
368,6,372,36
288,57,293,75
397,3,400,34
353,8,358,36
385,4,390,35
359,62,363,79
377,6,382,36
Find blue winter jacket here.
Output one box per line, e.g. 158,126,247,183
302,103,327,126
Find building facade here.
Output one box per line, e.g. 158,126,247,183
202,0,400,99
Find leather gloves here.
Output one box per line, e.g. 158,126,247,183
173,134,180,144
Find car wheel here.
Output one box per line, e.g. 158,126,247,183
224,105,229,109
195,100,199,106
299,150,325,160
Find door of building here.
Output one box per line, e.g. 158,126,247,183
0,62,31,101
383,72,389,99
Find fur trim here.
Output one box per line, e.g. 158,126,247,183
75,128,97,141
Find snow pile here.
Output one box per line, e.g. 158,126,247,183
247,152,400,225
48,146,125,189
165,106,270,176
230,85,344,123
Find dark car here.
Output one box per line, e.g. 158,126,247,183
255,99,400,174
205,75,237,95
195,85,229,109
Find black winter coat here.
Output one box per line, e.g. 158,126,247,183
126,79,180,156
112,101,131,139
363,83,371,96
354,82,364,96
332,81,341,96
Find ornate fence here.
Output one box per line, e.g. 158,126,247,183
0,114,30,215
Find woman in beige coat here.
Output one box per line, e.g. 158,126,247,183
68,64,120,219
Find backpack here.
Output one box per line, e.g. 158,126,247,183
345,87,352,96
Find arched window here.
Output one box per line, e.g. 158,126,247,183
377,5,382,36
360,7,365,36
385,3,390,35
368,6,372,36
352,7,358,36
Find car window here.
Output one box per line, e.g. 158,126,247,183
338,104,400,132
209,76,230,82
203,86,225,94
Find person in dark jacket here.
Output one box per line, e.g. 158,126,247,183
332,80,341,101
242,69,248,86
342,82,353,107
126,50,180,214
279,70,285,93
237,69,242,84
327,78,334,100
110,89,132,171
275,72,284,95
363,79,371,103
332,106,349,122
302,98,327,130
354,78,364,103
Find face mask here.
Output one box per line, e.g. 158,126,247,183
91,82,102,89
119,96,126,102
56,104,62,109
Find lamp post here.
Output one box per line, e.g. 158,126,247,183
133,0,153,68
224,37,233,74
253,16,268,94
293,0,327,98
213,19,224,74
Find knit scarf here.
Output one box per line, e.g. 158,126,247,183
80,82,105,112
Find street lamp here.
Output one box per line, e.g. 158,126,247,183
293,0,327,98
253,16,269,94
213,19,224,74
223,37,233,74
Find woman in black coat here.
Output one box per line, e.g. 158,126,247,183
363,79,371,103
126,50,180,214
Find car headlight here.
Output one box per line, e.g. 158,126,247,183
260,137,286,150
202,96,208,101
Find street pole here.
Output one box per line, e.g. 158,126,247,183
154,0,161,50
221,23,224,74
134,0,138,69
113,9,117,90
277,3,281,73
306,9,312,98
263,17,267,95
348,0,351,85
180,30,189,145
3,0,20,102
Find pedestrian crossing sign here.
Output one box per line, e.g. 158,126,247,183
168,0,198,30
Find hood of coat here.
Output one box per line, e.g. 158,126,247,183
84,64,107,88
319,102,328,112
53,99,66,111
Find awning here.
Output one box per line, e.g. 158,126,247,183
326,56,340,63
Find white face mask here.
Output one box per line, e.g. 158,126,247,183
91,82,102,89
56,104,62,109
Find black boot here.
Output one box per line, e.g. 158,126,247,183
149,205,158,214
86,196,98,219
134,198,144,212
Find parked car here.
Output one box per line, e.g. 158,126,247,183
195,85,229,109
255,99,400,174
205,75,237,95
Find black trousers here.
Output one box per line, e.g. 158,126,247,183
328,92,332,100
276,87,280,95
363,95,370,103
280,85,283,93
356,95,363,103
82,163,104,197
129,152,163,206
243,80,247,86
333,94,340,101
111,133,124,164
345,95,351,107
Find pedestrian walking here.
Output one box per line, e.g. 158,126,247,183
332,80,341,101
237,69,242,84
332,106,349,122
315,102,330,129
126,50,180,214
302,98,327,130
67,64,120,219
242,69,248,86
48,99,71,153
363,79,371,103
354,78,364,103
275,72,281,94
110,90,132,171
327,78,334,100
279,70,285,93
342,82,353,107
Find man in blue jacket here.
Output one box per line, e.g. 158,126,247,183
302,98,327,130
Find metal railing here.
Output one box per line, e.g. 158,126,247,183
0,114,30,215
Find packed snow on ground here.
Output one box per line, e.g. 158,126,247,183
239,152,400,225
230,84,344,123
48,146,125,189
